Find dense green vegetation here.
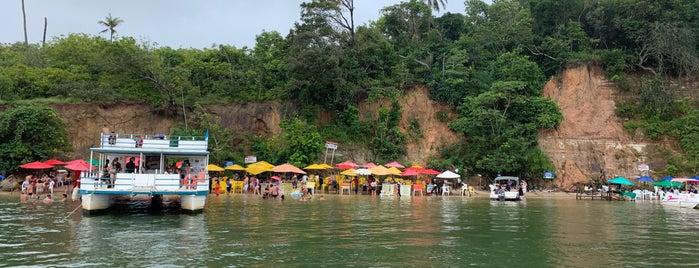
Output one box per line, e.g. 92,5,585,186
1,0,698,178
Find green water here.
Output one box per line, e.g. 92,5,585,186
1,193,698,267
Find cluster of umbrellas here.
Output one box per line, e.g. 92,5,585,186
207,160,458,181
606,175,699,188
20,158,97,172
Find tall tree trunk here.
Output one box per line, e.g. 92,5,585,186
21,0,29,63
42,17,47,47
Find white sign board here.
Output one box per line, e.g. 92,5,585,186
244,155,257,164
325,141,337,150
637,164,649,171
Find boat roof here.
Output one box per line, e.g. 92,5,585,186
90,147,209,156
494,176,520,182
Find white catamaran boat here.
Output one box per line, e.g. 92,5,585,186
78,132,210,214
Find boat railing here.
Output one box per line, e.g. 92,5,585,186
99,133,208,150
80,173,209,192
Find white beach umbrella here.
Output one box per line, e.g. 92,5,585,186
436,170,460,179
355,168,372,176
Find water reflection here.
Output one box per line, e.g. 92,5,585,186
2,194,699,267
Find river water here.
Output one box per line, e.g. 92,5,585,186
1,193,698,267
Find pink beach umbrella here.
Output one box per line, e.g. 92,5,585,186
384,161,405,169
362,162,377,168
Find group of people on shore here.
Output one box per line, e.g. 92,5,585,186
19,174,72,203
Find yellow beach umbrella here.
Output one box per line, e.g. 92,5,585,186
370,165,393,176
224,164,246,171
207,164,225,172
341,168,358,176
387,167,402,176
248,160,275,170
318,163,334,169
303,164,332,170
246,165,269,175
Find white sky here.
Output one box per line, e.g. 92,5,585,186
0,0,467,49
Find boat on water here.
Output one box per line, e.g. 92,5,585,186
78,132,210,214
661,192,699,209
489,176,522,201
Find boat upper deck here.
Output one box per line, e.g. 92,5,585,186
95,133,208,155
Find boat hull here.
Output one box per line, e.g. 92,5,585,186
661,193,699,209
81,193,114,213
180,194,207,212
490,191,521,201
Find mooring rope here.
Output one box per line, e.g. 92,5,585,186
64,203,82,220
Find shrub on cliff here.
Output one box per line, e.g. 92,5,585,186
0,105,71,174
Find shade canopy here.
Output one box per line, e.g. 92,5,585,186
384,161,405,168
304,163,332,170
369,165,393,176
422,168,441,175
271,175,281,181
607,176,634,186
634,176,655,183
653,180,684,188
246,161,275,174
273,163,307,174
43,159,66,166
20,161,54,169
401,169,420,176
340,169,357,176
436,170,461,179
362,162,377,168
335,160,358,170
387,167,402,176
65,161,96,171
659,176,673,182
355,168,372,176
207,164,225,172
224,164,246,171
246,166,270,175
671,178,699,183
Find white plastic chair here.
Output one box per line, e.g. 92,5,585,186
441,184,450,196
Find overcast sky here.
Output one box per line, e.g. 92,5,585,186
1,0,467,49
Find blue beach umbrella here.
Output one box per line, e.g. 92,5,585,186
659,176,673,182
634,176,655,183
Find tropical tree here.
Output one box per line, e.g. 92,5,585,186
98,13,124,41
0,105,71,174
423,0,447,12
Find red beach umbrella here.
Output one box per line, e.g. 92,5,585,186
65,161,96,171
43,158,66,166
20,161,54,169
401,169,420,176
335,160,358,170
421,169,441,175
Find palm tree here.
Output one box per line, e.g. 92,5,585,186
423,0,448,12
98,13,124,41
